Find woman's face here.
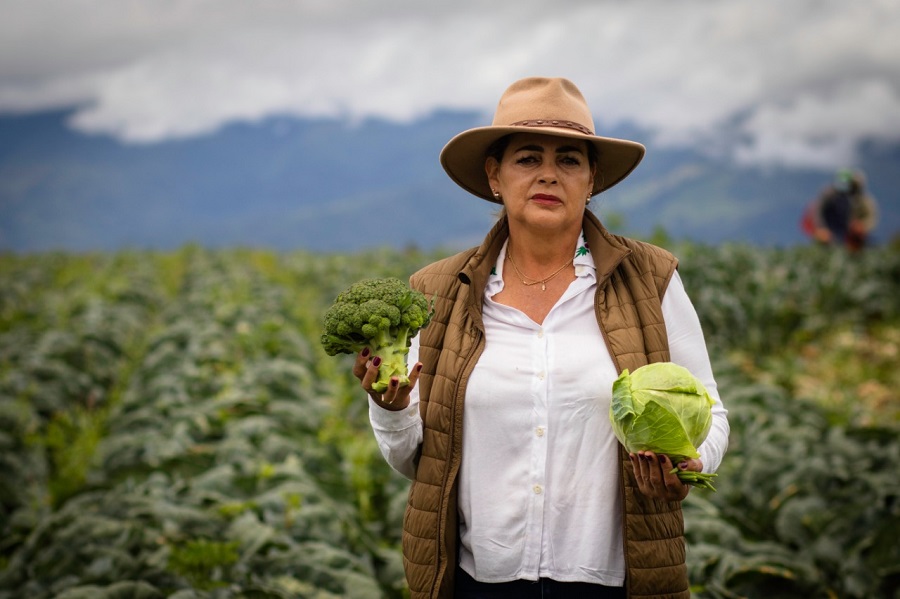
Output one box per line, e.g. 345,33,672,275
485,132,596,235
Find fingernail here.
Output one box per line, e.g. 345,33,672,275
390,379,398,388
372,356,381,367
361,347,370,357
415,363,423,372
678,462,688,470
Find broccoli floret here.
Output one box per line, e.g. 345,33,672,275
321,277,433,392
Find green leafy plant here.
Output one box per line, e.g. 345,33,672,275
1,243,897,599
168,539,239,590
610,362,717,490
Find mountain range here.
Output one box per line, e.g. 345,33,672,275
1,109,897,253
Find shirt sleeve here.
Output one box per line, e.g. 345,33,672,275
662,270,730,474
367,335,424,480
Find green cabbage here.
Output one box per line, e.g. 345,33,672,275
610,362,718,490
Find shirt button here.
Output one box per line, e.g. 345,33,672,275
537,371,545,380
537,329,544,338
533,485,543,494
535,427,545,437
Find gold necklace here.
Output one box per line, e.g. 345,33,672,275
506,248,573,291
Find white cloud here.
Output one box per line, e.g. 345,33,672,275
735,79,900,168
1,0,898,167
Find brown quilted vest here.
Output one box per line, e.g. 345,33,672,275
404,211,688,599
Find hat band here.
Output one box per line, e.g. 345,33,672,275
509,119,593,136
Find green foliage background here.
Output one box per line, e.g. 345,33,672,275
1,241,898,598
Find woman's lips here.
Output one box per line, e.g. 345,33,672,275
531,193,562,204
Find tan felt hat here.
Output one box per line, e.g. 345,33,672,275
440,77,646,203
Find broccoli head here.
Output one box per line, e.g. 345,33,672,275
321,277,433,392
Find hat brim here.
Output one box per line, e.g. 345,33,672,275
440,125,646,203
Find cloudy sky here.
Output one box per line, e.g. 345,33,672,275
3,0,899,169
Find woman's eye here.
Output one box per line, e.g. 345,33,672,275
515,155,538,165
560,155,581,166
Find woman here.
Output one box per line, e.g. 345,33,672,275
353,77,729,599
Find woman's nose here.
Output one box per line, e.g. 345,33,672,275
537,161,558,184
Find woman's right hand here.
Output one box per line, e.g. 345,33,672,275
352,348,421,411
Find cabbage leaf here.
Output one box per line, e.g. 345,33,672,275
610,362,717,490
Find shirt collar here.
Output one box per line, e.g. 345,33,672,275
486,230,596,296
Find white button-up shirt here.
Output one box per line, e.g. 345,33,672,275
369,237,729,586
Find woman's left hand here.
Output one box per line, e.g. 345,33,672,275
629,451,701,502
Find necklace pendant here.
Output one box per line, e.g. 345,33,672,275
541,281,546,291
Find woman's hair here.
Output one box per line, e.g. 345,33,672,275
485,134,599,168
485,135,512,165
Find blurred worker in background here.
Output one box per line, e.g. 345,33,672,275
802,168,879,251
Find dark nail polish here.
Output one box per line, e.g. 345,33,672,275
415,363,423,372
390,379,398,388
372,356,381,367
361,347,370,357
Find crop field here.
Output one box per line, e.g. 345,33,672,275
1,242,898,598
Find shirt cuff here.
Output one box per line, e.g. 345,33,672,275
368,397,421,432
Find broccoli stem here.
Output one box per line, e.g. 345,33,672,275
370,326,411,393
